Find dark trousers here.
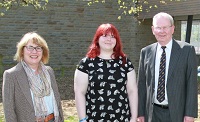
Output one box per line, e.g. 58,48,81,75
152,105,172,122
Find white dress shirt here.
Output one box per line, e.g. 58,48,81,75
154,40,172,105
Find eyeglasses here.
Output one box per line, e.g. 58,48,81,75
154,25,173,31
24,46,43,52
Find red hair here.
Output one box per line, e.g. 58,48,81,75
86,23,126,59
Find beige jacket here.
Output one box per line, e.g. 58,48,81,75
2,62,64,122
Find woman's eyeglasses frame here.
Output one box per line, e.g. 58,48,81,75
24,46,43,52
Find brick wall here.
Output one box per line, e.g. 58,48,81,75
0,0,181,100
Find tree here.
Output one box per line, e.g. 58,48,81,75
85,0,184,20
0,0,48,16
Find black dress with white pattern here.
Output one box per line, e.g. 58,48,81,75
77,56,134,122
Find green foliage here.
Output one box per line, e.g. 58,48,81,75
83,0,185,20
0,0,48,16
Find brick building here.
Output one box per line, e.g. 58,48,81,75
0,0,199,100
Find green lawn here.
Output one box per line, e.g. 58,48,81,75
0,115,78,122
64,116,78,122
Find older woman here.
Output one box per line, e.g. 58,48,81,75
2,32,64,122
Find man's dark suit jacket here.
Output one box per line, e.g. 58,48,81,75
137,39,198,122
2,62,64,122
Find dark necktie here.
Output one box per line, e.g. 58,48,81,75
157,46,166,103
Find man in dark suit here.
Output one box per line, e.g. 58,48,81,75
137,12,198,122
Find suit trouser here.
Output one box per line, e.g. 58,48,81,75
152,105,172,122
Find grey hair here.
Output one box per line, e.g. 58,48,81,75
152,12,174,26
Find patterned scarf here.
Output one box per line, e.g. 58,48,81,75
21,60,59,121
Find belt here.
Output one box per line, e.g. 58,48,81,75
154,103,169,109
36,113,54,122
44,113,54,122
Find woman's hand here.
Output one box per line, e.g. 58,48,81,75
130,118,138,122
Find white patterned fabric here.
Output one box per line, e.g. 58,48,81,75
77,56,134,122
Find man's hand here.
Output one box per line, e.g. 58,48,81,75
184,116,194,122
137,116,145,122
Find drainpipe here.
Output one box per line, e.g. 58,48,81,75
185,15,193,43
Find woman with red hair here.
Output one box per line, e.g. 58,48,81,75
74,23,138,122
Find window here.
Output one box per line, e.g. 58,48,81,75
181,21,200,54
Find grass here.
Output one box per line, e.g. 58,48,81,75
0,116,4,122
64,116,78,122
198,76,200,83
0,115,78,122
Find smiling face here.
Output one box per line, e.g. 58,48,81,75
23,40,43,69
152,15,175,45
98,32,116,53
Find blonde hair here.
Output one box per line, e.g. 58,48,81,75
14,32,49,64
